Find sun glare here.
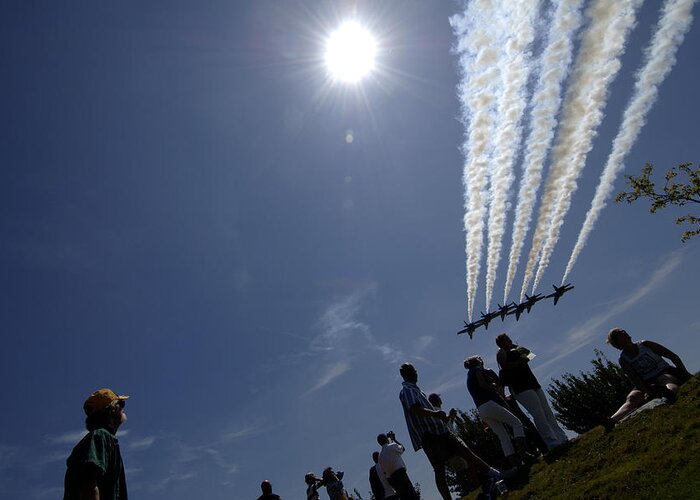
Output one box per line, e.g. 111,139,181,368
325,22,377,83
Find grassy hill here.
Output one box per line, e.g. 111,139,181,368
466,375,700,499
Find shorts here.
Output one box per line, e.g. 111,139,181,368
645,366,691,385
421,432,462,471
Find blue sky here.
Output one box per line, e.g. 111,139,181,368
1,1,698,499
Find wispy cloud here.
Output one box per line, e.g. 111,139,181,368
149,471,198,492
203,448,239,475
221,420,267,442
415,336,434,353
302,361,351,397
126,436,156,451
44,429,87,445
294,289,404,396
34,486,64,499
140,431,245,493
319,291,402,359
45,428,130,444
538,250,683,372
428,373,465,396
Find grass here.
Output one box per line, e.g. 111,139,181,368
463,375,700,499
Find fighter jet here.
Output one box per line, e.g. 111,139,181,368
457,318,488,338
497,303,515,321
523,293,546,313
507,301,528,321
479,310,499,329
547,283,574,305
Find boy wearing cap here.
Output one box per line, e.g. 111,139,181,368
63,388,130,500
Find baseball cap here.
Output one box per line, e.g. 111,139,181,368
83,388,129,416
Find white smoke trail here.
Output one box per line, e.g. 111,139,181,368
532,0,643,291
483,0,539,310
451,0,501,319
520,0,642,298
502,0,585,304
563,0,697,282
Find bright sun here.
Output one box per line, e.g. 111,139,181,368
325,22,377,83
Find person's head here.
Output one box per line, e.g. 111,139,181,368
607,328,632,350
305,472,317,485
464,355,483,369
83,388,129,432
261,480,272,494
399,362,418,383
495,333,513,349
372,451,379,464
377,433,389,446
322,467,336,482
427,393,442,408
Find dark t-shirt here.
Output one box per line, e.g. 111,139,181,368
369,465,385,499
467,366,508,407
258,494,281,500
64,428,127,500
499,346,540,394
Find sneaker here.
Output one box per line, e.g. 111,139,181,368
661,388,677,405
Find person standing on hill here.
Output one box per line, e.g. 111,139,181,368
369,451,397,500
305,472,323,500
377,432,415,499
63,388,129,500
398,362,503,500
258,480,281,500
322,467,348,500
607,327,692,422
465,356,532,469
496,334,568,451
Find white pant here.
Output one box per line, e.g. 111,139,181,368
515,388,567,449
477,400,524,457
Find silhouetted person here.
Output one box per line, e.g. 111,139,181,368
496,333,567,451
257,480,281,500
465,356,532,469
369,451,397,500
377,432,415,499
607,327,692,422
63,388,129,500
461,371,547,456
322,467,347,500
398,362,503,500
426,394,458,434
426,393,473,479
305,472,323,500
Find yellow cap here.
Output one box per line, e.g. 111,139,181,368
83,388,129,416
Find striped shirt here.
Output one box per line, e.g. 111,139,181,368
399,381,450,451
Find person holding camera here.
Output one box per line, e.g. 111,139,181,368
377,432,418,500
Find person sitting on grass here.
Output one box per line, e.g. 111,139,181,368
607,327,692,423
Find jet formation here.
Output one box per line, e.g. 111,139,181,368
457,284,574,338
